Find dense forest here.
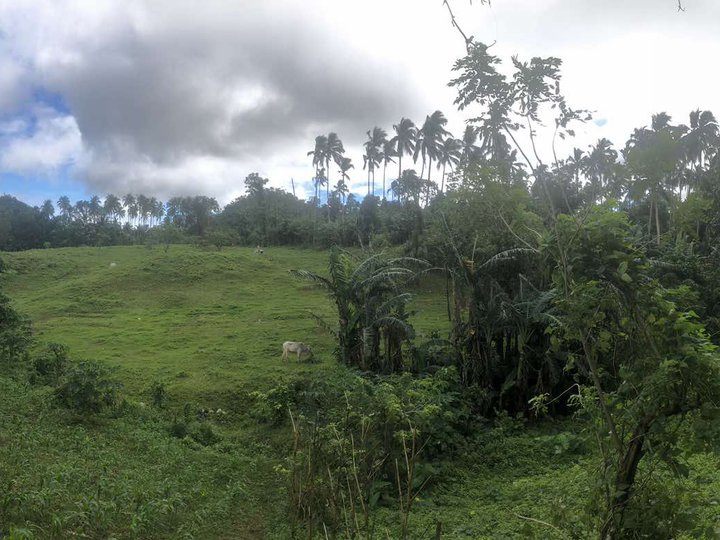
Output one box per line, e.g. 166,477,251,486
3,36,720,539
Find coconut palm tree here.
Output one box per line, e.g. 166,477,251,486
57,196,73,222
103,194,123,223
363,127,386,195
381,139,397,201
624,119,680,244
681,109,718,194
391,118,417,190
123,194,138,226
582,138,618,203
437,137,463,192
308,135,329,205
414,110,449,184
325,133,345,207
336,157,353,205
334,178,350,205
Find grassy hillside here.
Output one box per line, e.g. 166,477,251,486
1,246,718,539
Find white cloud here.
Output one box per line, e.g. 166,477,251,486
1,106,84,174
0,0,719,201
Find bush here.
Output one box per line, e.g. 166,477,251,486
55,361,122,414
149,381,167,408
30,343,69,385
0,292,32,364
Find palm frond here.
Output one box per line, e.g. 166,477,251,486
476,248,539,272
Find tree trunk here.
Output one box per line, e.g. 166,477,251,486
601,419,650,540
654,194,661,245
383,163,387,201
398,153,403,192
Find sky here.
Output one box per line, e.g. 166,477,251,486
1,0,719,207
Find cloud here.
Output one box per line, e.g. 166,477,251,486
0,106,84,174
0,0,430,198
1,0,720,202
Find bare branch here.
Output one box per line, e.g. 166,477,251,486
677,0,685,11
442,0,493,52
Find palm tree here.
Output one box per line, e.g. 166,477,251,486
40,199,55,219
414,110,449,184
582,138,618,203
136,194,150,226
325,133,345,207
336,156,353,205
314,167,327,209
391,118,417,191
89,196,103,223
308,135,329,206
681,109,718,194
334,178,350,205
149,197,163,226
437,137,463,192
57,196,73,222
103,194,123,223
363,127,386,195
381,139,397,201
624,118,680,244
123,194,137,226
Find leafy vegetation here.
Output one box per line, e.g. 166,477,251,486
2,7,720,539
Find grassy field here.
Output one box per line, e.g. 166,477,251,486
1,245,718,538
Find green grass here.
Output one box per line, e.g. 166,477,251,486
1,245,718,538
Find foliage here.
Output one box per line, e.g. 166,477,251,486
0,290,31,364
30,343,69,385
546,205,720,538
292,247,426,372
55,361,123,415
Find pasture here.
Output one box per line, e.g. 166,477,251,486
1,245,718,538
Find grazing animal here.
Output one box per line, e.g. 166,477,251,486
255,245,264,254
282,341,313,361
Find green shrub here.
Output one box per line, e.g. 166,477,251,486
191,423,221,446
0,291,31,364
30,343,69,385
149,381,167,408
55,361,122,414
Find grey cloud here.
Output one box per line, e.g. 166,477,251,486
31,0,420,189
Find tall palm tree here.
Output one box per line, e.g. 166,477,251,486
136,194,150,226
334,178,350,205
308,135,329,206
391,118,417,189
57,196,73,222
381,139,397,201
325,133,345,207
437,137,463,192
624,118,680,244
103,194,123,223
337,156,354,205
123,194,137,226
582,138,618,203
363,127,386,196
414,110,449,184
681,109,718,194
89,196,103,223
